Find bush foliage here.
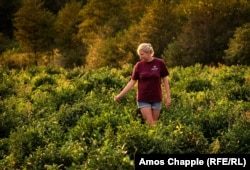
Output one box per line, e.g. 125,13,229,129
0,64,250,169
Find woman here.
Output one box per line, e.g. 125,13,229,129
114,43,171,125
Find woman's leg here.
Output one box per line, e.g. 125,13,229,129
140,107,159,125
152,109,160,123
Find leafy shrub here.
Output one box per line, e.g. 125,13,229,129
217,115,250,153
8,127,45,168
77,67,124,93
57,102,89,132
44,66,61,75
227,84,250,101
30,90,57,116
0,69,16,98
115,122,171,157
166,123,209,154
0,97,27,138
82,126,133,170
218,65,246,87
32,75,56,90
221,74,245,85
186,79,212,92
25,141,87,170
69,113,114,146
198,109,233,142
26,66,43,76
23,143,61,170
0,138,8,160
53,88,83,109
1,64,250,169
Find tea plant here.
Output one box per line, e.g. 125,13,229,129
0,64,250,169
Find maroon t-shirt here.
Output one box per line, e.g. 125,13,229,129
131,57,169,102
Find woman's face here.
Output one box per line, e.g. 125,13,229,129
138,50,152,62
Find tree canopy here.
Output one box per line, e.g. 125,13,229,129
13,0,55,65
1,0,250,69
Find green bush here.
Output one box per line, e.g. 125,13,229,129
166,123,209,154
227,84,250,101
0,138,8,160
0,68,16,98
217,116,250,153
8,127,45,168
115,122,169,156
57,102,89,132
186,79,212,92
0,64,250,169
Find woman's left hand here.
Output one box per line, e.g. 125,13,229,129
165,97,171,108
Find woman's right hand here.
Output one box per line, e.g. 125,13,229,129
114,95,121,101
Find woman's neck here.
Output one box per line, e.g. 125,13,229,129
146,57,154,62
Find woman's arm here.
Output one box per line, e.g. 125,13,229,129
162,77,171,107
114,79,137,101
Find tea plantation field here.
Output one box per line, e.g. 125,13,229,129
0,64,250,169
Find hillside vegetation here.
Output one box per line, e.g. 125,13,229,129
1,0,250,69
0,64,250,169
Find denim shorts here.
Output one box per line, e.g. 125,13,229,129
137,102,162,110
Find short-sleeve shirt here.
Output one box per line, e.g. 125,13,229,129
131,57,169,102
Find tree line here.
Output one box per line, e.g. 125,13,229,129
0,0,250,69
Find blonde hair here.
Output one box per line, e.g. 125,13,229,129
137,43,154,57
